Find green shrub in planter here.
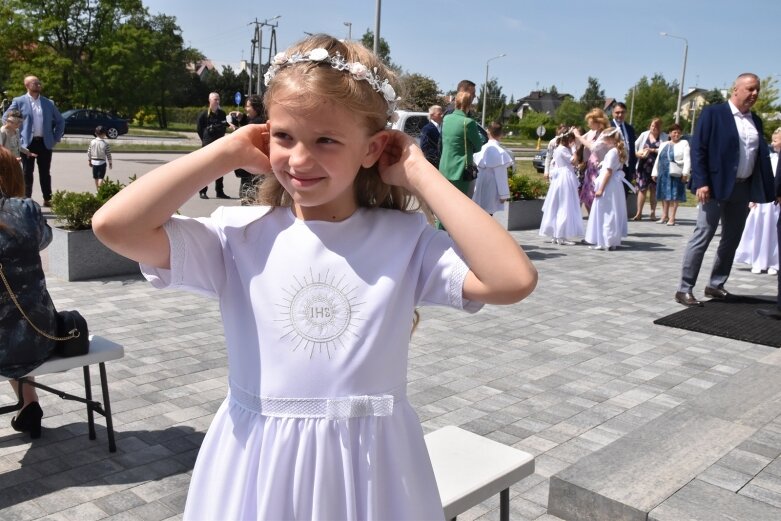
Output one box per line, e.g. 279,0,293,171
50,176,128,230
508,173,549,201
50,191,103,230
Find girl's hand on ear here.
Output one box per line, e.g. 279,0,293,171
225,124,272,175
377,129,430,191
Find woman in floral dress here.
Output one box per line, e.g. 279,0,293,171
632,118,668,221
575,109,610,215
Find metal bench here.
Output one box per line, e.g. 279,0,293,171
425,425,535,521
0,335,124,452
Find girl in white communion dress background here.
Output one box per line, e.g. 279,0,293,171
735,127,781,275
92,34,537,521
583,127,630,250
471,121,512,216
539,130,584,245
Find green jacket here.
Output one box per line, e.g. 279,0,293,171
438,110,484,182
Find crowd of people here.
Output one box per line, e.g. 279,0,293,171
0,40,780,519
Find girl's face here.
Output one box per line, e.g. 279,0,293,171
771,133,781,152
267,99,387,221
5,118,20,130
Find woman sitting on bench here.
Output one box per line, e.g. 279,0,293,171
0,146,57,439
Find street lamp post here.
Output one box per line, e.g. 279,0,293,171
660,32,688,124
482,53,506,127
343,21,352,40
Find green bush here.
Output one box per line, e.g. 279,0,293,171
508,173,549,201
50,191,103,230
51,177,127,230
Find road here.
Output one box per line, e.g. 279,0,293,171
37,150,245,218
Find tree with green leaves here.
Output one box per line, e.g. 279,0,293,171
580,77,605,110
555,98,586,127
703,88,725,106
397,73,439,111
360,29,400,72
622,74,678,131
477,78,506,123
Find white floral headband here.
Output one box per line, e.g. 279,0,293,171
263,48,400,118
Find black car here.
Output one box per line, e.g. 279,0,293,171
62,109,129,139
532,149,547,173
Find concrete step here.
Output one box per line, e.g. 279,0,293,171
547,349,781,521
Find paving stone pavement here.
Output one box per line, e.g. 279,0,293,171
1,204,779,521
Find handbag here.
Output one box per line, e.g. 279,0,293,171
0,263,89,358
666,144,683,177
461,119,478,181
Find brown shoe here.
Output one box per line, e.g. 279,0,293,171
42,200,51,207
675,291,703,307
704,286,731,300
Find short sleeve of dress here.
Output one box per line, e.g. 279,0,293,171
414,216,483,313
606,148,621,171
140,208,228,299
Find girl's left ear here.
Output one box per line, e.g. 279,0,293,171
363,130,391,168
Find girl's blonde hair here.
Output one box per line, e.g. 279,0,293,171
454,91,474,111
585,108,609,130
602,128,628,164
258,34,420,214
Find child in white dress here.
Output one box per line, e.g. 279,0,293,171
735,127,781,275
471,121,512,215
93,34,538,521
584,128,629,250
539,131,583,244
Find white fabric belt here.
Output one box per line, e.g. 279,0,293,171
229,381,397,419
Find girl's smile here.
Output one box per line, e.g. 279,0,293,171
267,100,386,221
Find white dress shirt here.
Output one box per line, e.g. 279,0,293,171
728,100,759,179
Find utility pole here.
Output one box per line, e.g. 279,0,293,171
248,16,280,97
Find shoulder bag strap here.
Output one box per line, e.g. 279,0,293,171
463,119,472,166
0,263,79,341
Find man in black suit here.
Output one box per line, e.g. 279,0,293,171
674,73,776,307
611,102,636,192
419,105,443,167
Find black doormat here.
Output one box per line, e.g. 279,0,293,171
654,296,781,348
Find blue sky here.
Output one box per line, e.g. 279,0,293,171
143,0,779,105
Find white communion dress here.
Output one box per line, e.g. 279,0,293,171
584,148,628,248
539,145,584,241
141,206,482,521
735,151,779,272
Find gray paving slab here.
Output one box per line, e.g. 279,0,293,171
649,479,781,521
2,161,780,521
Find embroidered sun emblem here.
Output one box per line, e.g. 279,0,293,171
278,269,363,358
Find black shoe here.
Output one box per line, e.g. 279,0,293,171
199,191,209,199
11,402,43,439
215,192,231,199
675,291,703,307
755,308,781,320
704,286,731,300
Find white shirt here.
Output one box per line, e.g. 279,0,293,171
27,94,44,138
613,119,630,166
728,100,759,179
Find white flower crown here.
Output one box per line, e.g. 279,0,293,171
263,48,400,118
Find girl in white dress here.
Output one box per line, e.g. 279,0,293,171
584,128,629,250
539,131,583,244
92,34,538,521
472,121,512,215
735,127,781,274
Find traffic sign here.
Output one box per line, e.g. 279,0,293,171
234,91,242,106
536,125,546,137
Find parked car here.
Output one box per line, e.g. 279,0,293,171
391,110,429,141
61,109,129,139
532,149,547,173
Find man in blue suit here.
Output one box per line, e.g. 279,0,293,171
419,105,443,167
2,75,65,206
675,73,776,306
610,102,636,190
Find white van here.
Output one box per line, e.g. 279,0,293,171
391,110,430,141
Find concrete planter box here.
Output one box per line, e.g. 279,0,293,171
626,192,638,218
507,199,545,231
49,227,140,281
